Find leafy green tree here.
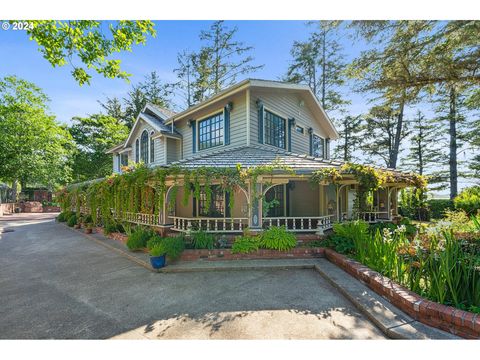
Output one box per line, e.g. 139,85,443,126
25,20,156,85
68,114,129,182
0,76,73,194
174,51,196,108
285,21,349,112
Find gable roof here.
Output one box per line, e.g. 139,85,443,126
122,104,180,150
164,79,339,139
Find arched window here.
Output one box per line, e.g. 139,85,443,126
150,131,155,163
135,139,139,163
140,130,148,163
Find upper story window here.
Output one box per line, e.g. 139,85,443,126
295,125,304,134
140,130,149,163
265,110,286,149
312,134,325,159
198,112,224,151
150,131,155,163
135,139,139,163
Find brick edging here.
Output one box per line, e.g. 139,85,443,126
324,248,480,339
179,247,325,261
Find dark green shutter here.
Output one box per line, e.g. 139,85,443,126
189,120,196,154
257,100,264,144
325,138,330,159
192,197,197,217
288,118,295,152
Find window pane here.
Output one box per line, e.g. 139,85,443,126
198,185,224,217
140,130,148,163
198,112,224,151
265,110,286,149
312,134,324,158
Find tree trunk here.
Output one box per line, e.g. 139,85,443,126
321,31,326,109
390,93,406,169
12,180,18,203
449,86,458,199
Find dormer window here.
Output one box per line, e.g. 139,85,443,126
264,110,286,149
140,130,148,163
150,131,155,163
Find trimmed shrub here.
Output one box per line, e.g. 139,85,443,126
126,227,154,250
454,186,480,215
231,236,260,254
190,230,215,249
67,214,77,227
427,199,454,219
259,226,297,251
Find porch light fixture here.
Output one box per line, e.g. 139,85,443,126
327,200,335,211
256,99,263,109
188,119,195,128
225,101,234,112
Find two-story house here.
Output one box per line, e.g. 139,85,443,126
107,79,412,234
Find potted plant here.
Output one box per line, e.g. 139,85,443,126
149,244,167,270
85,223,93,234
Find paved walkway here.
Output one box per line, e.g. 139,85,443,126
0,213,387,339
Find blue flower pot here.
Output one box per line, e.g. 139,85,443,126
150,255,166,269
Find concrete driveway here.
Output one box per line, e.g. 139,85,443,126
0,213,386,339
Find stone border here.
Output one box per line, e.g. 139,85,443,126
324,248,480,339
179,247,325,261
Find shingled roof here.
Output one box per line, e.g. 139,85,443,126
171,145,345,173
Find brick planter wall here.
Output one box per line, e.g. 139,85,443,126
324,248,480,339
179,247,325,261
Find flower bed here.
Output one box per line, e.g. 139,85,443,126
179,247,325,261
325,248,480,339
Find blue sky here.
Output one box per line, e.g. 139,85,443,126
0,21,368,123
0,20,474,194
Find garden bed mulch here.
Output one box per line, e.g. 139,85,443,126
324,248,480,339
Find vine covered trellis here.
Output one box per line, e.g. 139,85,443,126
57,161,294,224
309,163,427,213
57,161,425,225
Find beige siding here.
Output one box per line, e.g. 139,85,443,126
166,138,180,164
249,89,330,156
288,181,320,216
176,92,247,159
124,120,166,167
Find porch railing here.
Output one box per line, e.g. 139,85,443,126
357,212,390,223
263,216,334,232
170,216,248,233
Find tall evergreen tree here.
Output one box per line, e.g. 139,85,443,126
401,110,448,190
333,115,364,162
98,71,174,128
174,21,263,107
284,21,348,112
361,105,410,168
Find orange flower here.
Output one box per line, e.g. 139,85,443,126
411,261,421,269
